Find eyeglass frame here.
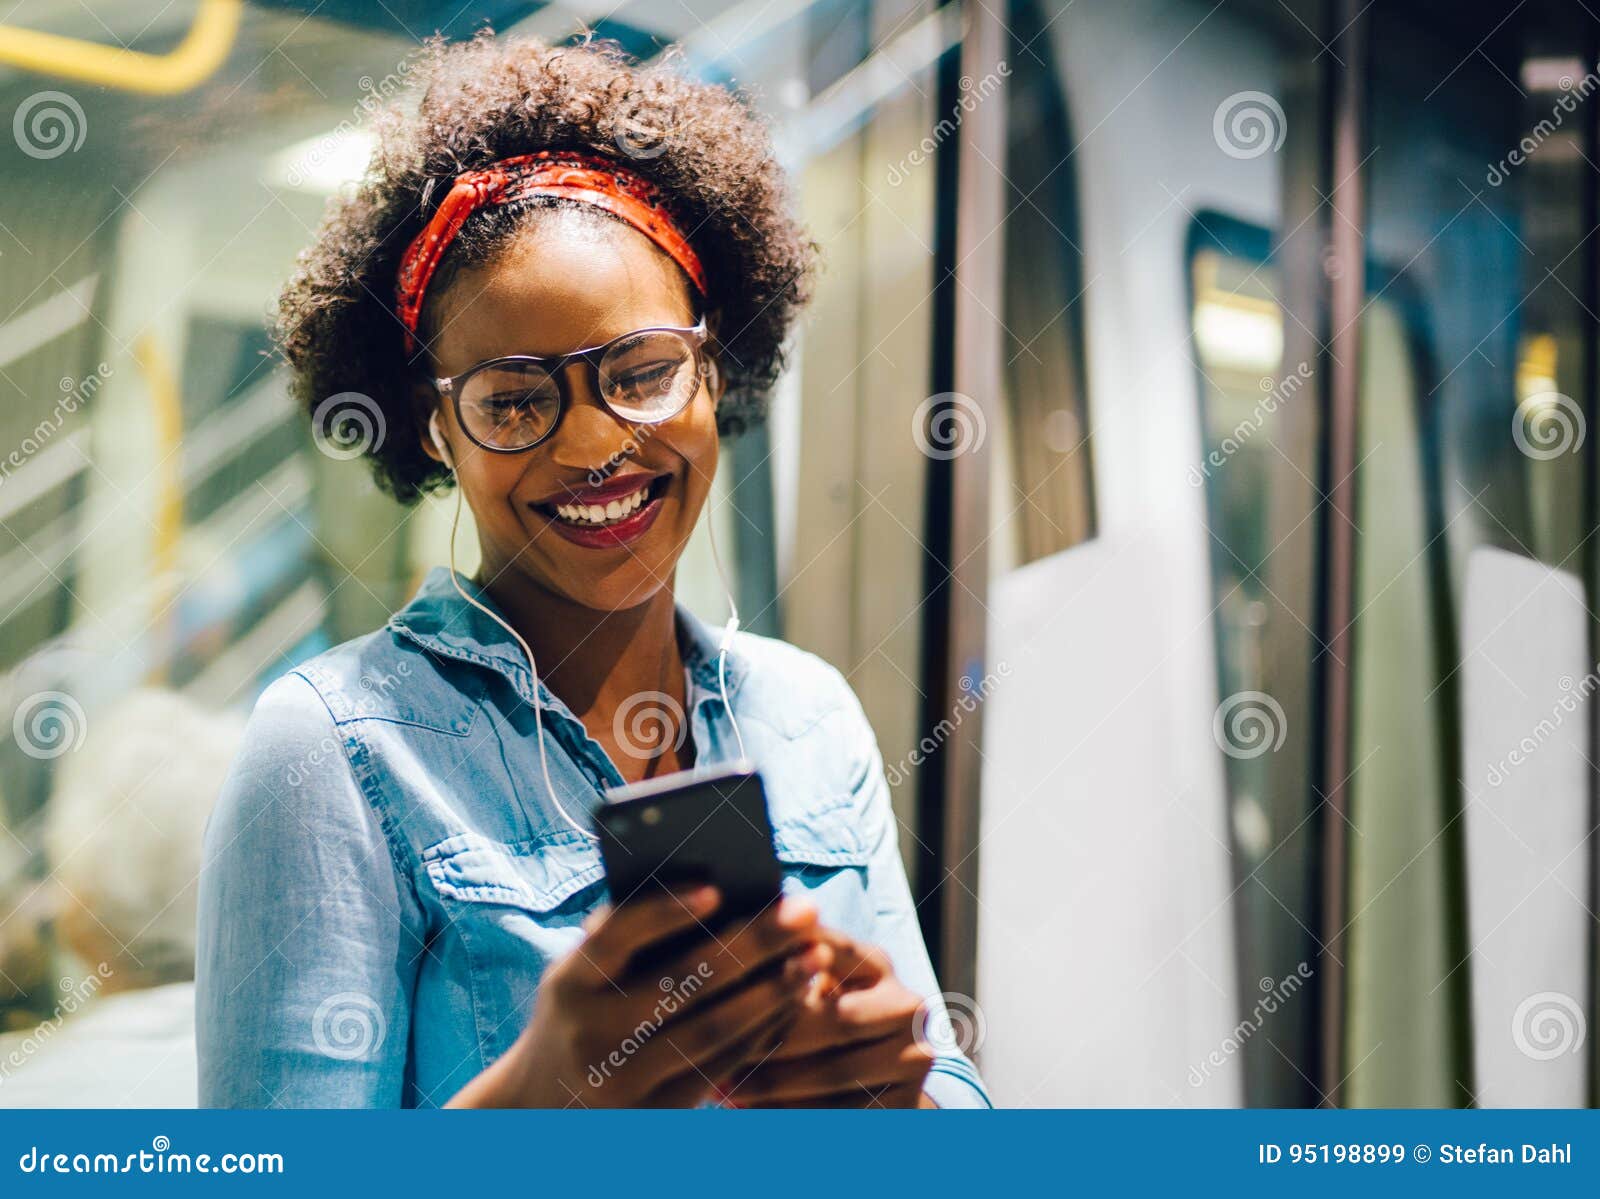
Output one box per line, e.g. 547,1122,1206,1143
431,317,711,454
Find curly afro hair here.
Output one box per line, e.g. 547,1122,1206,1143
275,31,817,505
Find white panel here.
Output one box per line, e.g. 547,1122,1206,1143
976,0,1285,1106
979,540,1239,1105
1461,545,1591,1107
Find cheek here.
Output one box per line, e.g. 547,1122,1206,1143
660,395,720,500
458,453,533,518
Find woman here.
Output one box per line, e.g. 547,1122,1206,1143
196,32,991,1110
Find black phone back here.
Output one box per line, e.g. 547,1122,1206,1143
595,759,781,918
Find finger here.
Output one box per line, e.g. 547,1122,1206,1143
879,1081,928,1109
571,885,721,983
762,981,925,1062
643,966,806,1082
648,896,823,1011
744,1083,897,1109
642,1006,794,1109
729,1034,931,1104
817,933,890,993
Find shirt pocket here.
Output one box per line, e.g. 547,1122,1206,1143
419,831,604,1062
770,797,874,918
422,830,605,913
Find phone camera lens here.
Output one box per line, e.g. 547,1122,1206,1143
642,805,661,826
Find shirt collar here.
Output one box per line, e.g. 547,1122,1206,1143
388,566,747,709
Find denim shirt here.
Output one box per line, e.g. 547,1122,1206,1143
196,567,991,1109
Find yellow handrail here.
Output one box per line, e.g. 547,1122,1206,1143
0,0,242,96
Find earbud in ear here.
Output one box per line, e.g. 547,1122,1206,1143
429,411,453,469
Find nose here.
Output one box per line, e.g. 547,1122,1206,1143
544,360,635,472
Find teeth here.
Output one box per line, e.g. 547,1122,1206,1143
553,483,651,526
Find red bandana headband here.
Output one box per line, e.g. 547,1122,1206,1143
395,149,707,354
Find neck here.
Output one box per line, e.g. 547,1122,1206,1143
472,565,685,727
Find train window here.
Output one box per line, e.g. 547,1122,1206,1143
1187,213,1325,1106
991,0,1097,574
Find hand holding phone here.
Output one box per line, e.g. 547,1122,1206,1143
594,759,783,919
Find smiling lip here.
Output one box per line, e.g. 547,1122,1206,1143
530,471,670,550
530,471,667,508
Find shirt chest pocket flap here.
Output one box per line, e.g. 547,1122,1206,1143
422,799,872,915
422,831,604,913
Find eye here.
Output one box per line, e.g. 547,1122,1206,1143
614,361,678,391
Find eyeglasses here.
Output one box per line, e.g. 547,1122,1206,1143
433,319,709,453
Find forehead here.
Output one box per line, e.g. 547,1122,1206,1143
430,208,697,369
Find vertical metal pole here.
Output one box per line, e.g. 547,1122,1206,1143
1584,13,1600,1114
923,0,1006,1004
1317,0,1367,1107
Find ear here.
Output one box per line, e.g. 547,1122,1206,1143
412,379,446,466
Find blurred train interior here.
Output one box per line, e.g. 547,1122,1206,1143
0,0,1596,1107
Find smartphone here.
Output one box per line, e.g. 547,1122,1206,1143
595,759,782,920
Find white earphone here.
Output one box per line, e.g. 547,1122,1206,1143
428,410,746,842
